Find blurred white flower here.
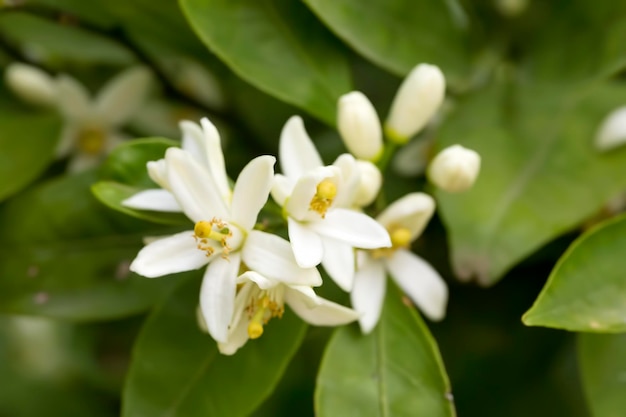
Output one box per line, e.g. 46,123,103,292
385,64,446,144
428,144,481,192
272,116,390,291
351,193,448,333
5,63,151,172
495,0,528,17
594,106,626,152
337,91,383,161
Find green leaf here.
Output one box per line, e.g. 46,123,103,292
316,282,455,417
92,181,188,226
578,333,626,417
122,277,307,417
0,172,178,321
0,106,61,202
522,214,626,332
303,0,470,86
179,0,352,125
436,81,626,285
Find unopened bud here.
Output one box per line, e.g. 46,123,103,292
4,63,56,107
353,160,382,207
385,64,445,144
337,91,383,161
595,106,626,152
428,145,480,193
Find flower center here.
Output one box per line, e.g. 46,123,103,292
371,226,412,259
77,127,106,155
309,179,337,218
193,218,243,258
246,289,285,339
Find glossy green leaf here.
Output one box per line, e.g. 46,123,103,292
436,81,626,285
578,333,626,417
0,106,61,202
122,277,307,417
303,0,470,86
0,172,178,321
316,282,455,417
523,215,626,332
92,181,188,226
180,0,352,125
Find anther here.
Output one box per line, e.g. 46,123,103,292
309,179,337,218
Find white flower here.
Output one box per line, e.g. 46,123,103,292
130,148,321,344
595,106,626,152
271,116,391,291
337,91,383,161
122,117,229,213
6,63,152,172
5,62,56,107
428,144,481,192
351,193,448,333
385,64,446,144
209,247,359,355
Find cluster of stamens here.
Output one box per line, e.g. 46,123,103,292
246,293,285,339
309,179,337,218
371,225,412,259
77,126,106,155
193,218,232,258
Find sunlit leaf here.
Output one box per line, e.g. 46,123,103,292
316,282,455,417
523,215,626,332
303,0,471,87
436,81,626,285
122,277,307,417
578,333,626,417
180,0,352,124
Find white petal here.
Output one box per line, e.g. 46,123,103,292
67,153,100,173
279,116,323,179
165,148,229,222
331,153,360,208
129,231,210,278
231,155,275,231
285,165,340,221
147,159,169,189
310,208,391,249
270,174,293,207
218,315,250,355
320,238,355,291
55,74,91,121
122,189,181,212
95,67,151,126
4,63,56,107
243,230,322,286
55,124,77,158
286,286,359,326
200,253,240,343
595,106,626,152
377,193,435,241
287,218,323,268
386,250,448,321
353,160,382,207
351,254,386,334
237,270,277,290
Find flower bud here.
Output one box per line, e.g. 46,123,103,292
595,106,626,152
4,62,56,107
428,145,480,193
385,64,445,144
353,160,382,207
337,91,383,161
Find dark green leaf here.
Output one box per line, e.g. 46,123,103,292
578,333,626,417
303,0,471,87
316,282,455,417
180,0,352,124
436,81,626,285
523,214,626,332
0,172,178,321
0,106,61,202
122,277,307,417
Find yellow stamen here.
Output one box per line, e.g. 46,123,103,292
247,301,267,339
77,127,106,155
390,227,412,248
193,218,232,258
309,179,337,218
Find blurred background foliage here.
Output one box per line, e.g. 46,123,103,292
0,0,625,416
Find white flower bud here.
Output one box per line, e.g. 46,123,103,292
337,91,383,161
428,145,481,193
353,160,382,207
4,62,56,107
595,106,626,152
385,64,445,144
